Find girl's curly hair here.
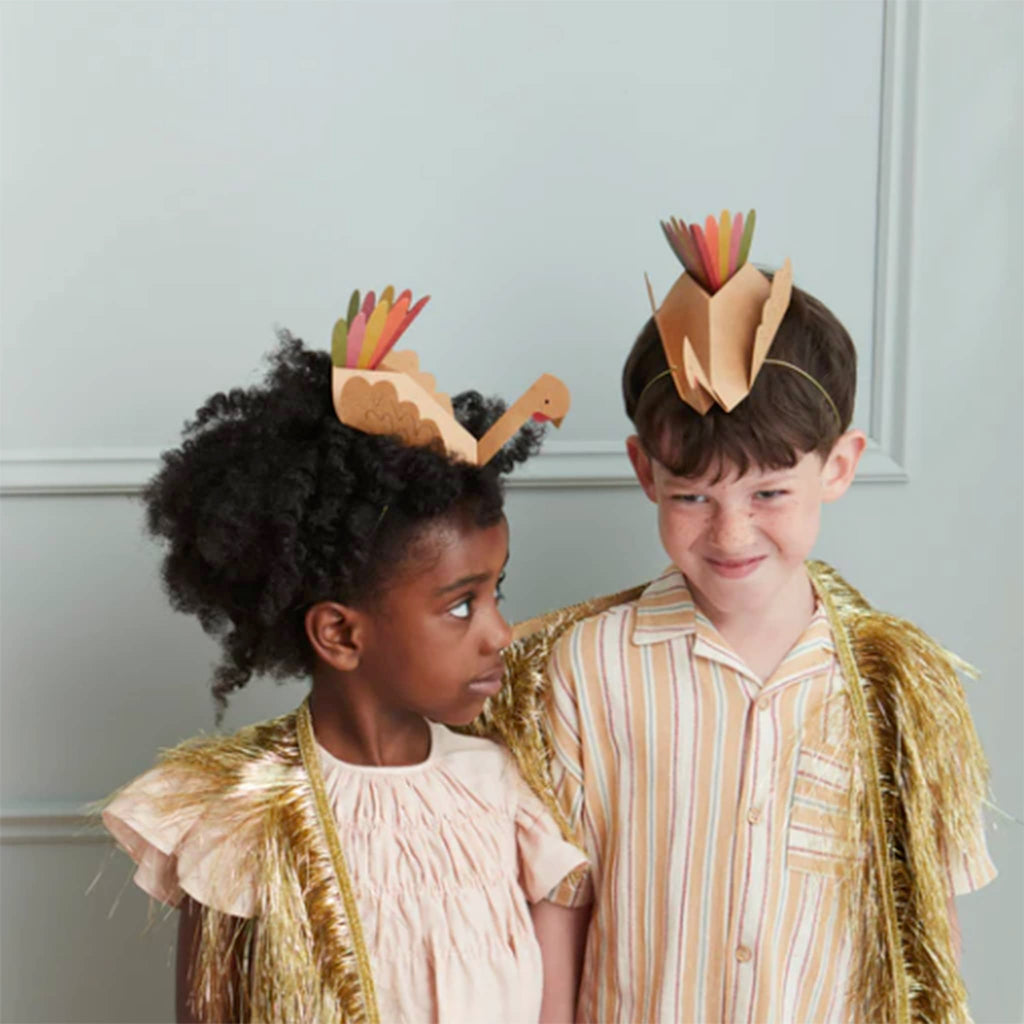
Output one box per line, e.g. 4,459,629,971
144,333,543,716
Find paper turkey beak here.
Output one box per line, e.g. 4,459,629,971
532,412,565,427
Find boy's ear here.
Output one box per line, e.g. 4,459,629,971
821,429,867,502
626,435,659,502
305,602,367,672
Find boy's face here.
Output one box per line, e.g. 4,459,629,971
627,432,865,621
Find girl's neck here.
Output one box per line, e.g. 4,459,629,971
308,678,431,767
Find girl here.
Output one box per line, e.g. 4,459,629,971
102,332,586,1023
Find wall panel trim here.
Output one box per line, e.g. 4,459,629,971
0,438,906,496
0,1,914,496
0,804,107,845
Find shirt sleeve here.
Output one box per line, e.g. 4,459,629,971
512,772,589,904
943,804,997,895
543,627,595,908
102,764,259,918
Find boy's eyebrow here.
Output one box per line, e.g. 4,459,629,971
433,553,510,596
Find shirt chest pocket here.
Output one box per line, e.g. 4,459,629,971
786,744,857,878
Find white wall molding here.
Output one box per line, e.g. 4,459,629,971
867,0,919,474
0,438,905,495
0,804,108,845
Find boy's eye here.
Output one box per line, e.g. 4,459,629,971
672,493,707,504
449,598,472,619
495,573,506,603
755,489,787,500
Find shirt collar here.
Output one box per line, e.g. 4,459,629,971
631,564,836,685
631,565,697,645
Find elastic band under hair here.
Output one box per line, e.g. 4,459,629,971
636,361,841,428
635,367,674,409
761,358,842,427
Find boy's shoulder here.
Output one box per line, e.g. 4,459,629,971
807,560,963,659
514,564,705,661
510,580,651,646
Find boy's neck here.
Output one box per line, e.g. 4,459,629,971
687,566,817,684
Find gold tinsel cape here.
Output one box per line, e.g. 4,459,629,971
115,562,987,1024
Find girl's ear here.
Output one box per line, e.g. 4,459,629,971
821,429,867,502
305,602,366,672
626,435,659,502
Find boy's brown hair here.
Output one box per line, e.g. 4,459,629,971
622,281,858,479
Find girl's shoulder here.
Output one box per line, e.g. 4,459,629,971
101,711,303,917
430,722,516,779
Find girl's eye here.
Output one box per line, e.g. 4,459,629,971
495,573,506,603
449,598,472,620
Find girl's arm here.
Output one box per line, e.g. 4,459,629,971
176,897,248,1024
176,897,203,1024
530,900,592,1024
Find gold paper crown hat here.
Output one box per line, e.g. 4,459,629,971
644,209,837,422
330,286,571,464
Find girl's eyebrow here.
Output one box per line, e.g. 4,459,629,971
434,572,490,596
433,554,510,596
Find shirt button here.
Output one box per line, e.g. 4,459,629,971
736,945,753,963
747,807,762,825
756,695,770,711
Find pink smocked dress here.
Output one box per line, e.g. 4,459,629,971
103,720,586,1024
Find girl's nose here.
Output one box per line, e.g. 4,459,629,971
488,608,513,653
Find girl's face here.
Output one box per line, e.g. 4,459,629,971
357,516,512,725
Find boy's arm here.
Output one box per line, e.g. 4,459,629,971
530,900,592,1024
543,629,595,908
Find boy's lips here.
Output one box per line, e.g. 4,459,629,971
705,554,766,579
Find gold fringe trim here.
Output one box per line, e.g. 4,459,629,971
296,700,379,1024
810,562,988,1024
114,711,372,1023
811,563,910,1023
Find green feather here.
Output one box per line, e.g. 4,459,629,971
330,319,348,367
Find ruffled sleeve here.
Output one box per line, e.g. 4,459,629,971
102,764,260,918
511,770,589,904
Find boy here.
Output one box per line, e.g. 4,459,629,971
502,213,995,1023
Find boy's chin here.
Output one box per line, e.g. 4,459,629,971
684,559,809,611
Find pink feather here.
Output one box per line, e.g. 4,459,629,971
728,212,744,278
345,311,367,367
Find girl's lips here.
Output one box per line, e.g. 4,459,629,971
706,555,766,579
467,675,504,697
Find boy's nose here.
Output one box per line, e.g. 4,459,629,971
709,507,755,550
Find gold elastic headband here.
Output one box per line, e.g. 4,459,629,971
637,358,841,428
761,358,841,427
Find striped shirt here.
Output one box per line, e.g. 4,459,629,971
545,566,995,1024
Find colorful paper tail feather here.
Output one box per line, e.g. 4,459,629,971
330,287,431,370
660,209,757,294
